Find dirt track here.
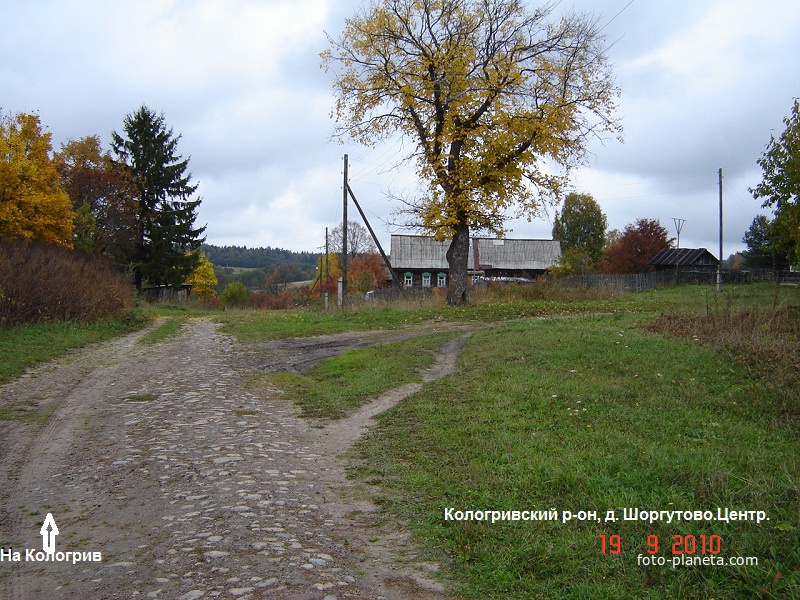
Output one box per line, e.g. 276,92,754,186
0,318,469,600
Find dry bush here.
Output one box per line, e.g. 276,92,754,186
248,289,294,310
0,239,135,326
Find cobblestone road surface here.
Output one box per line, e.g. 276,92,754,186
0,319,457,600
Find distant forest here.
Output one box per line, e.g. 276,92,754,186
202,244,319,269
202,244,320,285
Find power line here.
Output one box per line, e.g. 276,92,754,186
599,0,636,32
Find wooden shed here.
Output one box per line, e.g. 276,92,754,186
649,248,719,271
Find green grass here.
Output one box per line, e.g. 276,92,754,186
124,393,158,402
0,399,41,422
351,314,799,599
136,317,187,345
216,289,642,342
265,332,460,419
0,312,149,385
0,283,797,596
216,282,799,343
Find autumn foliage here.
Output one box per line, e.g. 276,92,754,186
325,0,620,304
348,253,386,294
0,113,74,246
599,218,672,274
55,135,137,261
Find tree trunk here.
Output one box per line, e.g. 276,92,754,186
446,222,471,305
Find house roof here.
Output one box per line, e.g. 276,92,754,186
390,235,561,271
649,247,719,267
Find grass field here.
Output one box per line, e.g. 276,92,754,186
354,313,797,598
1,283,797,597
226,282,798,599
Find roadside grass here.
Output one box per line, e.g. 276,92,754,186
352,314,799,599
136,316,188,345
218,282,797,343
0,398,40,422
0,312,148,385
217,287,644,343
265,332,460,419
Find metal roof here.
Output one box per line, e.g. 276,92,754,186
649,247,719,267
390,235,561,271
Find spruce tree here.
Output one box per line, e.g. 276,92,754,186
111,105,205,290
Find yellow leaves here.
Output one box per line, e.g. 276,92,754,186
0,113,74,247
325,0,621,238
186,253,218,298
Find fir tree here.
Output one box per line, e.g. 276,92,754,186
111,105,205,290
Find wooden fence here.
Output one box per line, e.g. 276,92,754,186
555,268,791,293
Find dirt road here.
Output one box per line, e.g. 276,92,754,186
0,318,467,600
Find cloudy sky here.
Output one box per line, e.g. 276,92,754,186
3,0,798,257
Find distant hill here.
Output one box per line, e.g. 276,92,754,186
201,244,320,281
202,244,318,269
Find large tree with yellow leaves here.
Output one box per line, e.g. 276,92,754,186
0,113,74,246
324,0,620,304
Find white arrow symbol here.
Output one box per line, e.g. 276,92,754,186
40,513,59,553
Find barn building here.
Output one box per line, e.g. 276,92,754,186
648,248,720,272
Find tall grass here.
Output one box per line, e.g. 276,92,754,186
648,284,799,415
0,239,135,326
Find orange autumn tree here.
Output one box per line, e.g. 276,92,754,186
56,135,138,261
349,253,386,294
0,113,74,246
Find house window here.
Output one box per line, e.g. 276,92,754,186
404,272,413,287
437,272,447,287
422,272,431,287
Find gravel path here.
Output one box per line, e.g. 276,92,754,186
0,318,466,600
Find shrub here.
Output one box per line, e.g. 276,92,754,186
0,239,135,327
249,289,293,309
219,281,249,308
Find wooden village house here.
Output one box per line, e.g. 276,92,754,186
648,248,720,273
388,235,561,288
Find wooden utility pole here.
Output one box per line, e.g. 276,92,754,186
341,154,348,307
346,183,403,291
324,227,329,310
673,218,686,285
717,167,723,292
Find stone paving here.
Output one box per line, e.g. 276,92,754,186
0,319,450,600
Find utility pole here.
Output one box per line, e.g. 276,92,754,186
346,183,403,291
672,218,686,250
324,227,329,310
341,154,348,307
717,168,723,292
672,218,686,284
